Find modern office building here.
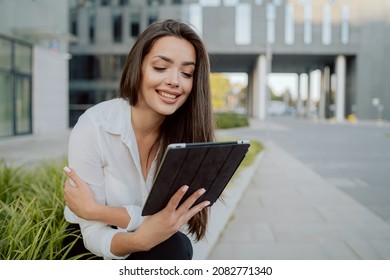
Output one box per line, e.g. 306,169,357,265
68,0,390,124
2,0,389,138
0,0,73,138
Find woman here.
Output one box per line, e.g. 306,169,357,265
62,19,215,260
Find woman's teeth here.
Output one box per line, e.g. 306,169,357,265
159,91,177,99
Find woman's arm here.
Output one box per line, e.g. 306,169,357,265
64,167,131,229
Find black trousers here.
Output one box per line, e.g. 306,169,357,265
63,223,193,260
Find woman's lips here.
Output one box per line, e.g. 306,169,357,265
156,90,181,104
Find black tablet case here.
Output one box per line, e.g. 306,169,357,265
142,141,250,216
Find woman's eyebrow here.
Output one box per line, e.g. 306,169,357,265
153,55,195,66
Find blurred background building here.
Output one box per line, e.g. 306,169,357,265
1,0,390,137
67,0,390,126
0,0,74,137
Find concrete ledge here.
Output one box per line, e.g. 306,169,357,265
192,150,265,259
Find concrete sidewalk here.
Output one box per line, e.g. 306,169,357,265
206,140,390,259
0,131,70,166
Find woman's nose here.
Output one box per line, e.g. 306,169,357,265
166,71,179,87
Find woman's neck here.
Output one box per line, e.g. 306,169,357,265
131,106,164,137
131,106,165,180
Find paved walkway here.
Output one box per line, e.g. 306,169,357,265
2,120,390,260
205,139,390,259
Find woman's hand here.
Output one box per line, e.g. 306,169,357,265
133,185,210,251
63,166,100,220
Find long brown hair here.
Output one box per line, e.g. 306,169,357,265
119,19,215,241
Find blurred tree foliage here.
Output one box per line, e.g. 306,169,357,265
210,73,231,111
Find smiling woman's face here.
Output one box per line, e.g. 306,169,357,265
137,36,196,116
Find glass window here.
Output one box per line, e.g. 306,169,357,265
341,4,350,44
188,3,202,35
112,11,123,43
303,2,312,44
223,0,238,6
235,4,252,45
0,37,12,70
148,0,164,6
322,3,332,45
148,15,158,25
70,12,78,37
89,11,96,43
98,55,122,80
70,55,96,79
130,12,140,38
15,76,31,134
0,72,13,137
199,0,220,6
266,3,276,44
14,43,32,74
284,2,294,45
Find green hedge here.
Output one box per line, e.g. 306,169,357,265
214,112,249,129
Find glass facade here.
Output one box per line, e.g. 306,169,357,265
69,54,125,126
70,55,126,80
0,35,32,137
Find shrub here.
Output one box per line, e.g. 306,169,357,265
214,112,249,129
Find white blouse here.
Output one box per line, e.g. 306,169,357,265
64,98,157,259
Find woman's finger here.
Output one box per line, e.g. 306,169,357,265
176,187,206,215
165,185,189,212
181,200,210,222
63,166,80,187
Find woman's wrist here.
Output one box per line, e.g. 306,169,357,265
111,231,150,256
84,202,104,221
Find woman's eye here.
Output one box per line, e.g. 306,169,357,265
182,72,193,78
153,66,166,71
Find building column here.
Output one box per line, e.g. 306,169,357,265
305,71,312,118
335,55,346,122
296,73,304,117
319,66,330,120
251,54,267,120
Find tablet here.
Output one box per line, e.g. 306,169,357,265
141,140,250,216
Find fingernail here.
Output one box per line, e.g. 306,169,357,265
182,185,189,192
204,201,210,207
198,188,206,195
63,166,71,173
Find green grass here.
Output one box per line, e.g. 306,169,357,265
0,158,82,260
